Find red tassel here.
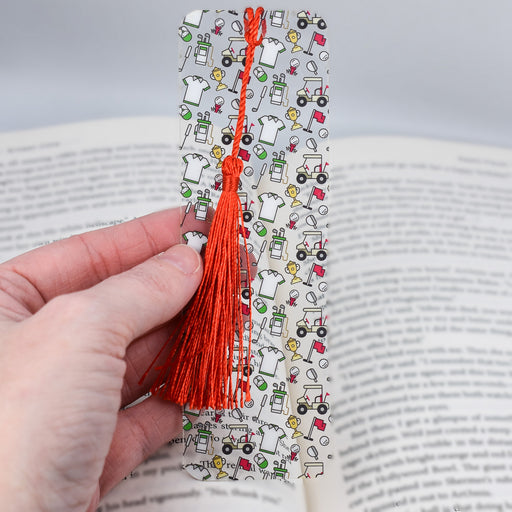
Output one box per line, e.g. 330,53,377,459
140,7,266,410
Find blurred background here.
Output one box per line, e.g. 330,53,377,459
1,0,511,146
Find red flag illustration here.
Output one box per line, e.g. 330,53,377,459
238,70,251,83
238,148,251,161
304,187,325,210
239,458,252,471
314,417,326,431
313,340,325,354
304,110,326,133
239,225,250,239
313,32,326,46
312,187,325,200
313,110,325,123
313,264,325,277
304,31,327,56
304,415,328,440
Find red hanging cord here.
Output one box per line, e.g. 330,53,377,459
141,7,266,410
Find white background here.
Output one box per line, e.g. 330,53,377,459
1,0,512,146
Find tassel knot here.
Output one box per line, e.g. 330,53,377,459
222,156,242,192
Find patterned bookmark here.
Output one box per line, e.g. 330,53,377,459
173,8,331,481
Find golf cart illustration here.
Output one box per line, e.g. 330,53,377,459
296,384,329,415
232,346,254,378
296,10,327,30
296,308,327,338
240,268,253,300
238,191,255,222
221,37,247,67
222,424,256,455
296,154,328,184
221,115,254,145
296,231,327,261
296,77,328,107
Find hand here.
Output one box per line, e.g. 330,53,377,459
0,208,203,512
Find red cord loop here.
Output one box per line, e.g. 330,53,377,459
231,8,266,157
244,7,266,47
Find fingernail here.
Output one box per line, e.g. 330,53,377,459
159,244,201,274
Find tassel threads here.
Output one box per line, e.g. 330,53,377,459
146,156,246,409
141,7,266,410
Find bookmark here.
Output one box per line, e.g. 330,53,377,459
145,8,331,481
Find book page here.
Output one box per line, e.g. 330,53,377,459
307,137,512,511
99,437,306,512
0,118,308,512
0,117,180,263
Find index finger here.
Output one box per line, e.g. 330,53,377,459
3,207,204,305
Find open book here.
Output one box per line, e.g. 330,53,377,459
1,117,512,510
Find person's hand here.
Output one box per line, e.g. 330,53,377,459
0,208,204,512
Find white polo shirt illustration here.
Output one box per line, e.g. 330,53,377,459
185,463,211,480
258,346,285,377
183,231,208,252
257,269,285,300
259,424,286,455
183,75,210,106
258,115,285,146
259,37,285,68
183,153,210,183
183,10,204,28
258,192,285,222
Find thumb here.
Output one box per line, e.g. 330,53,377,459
39,244,203,356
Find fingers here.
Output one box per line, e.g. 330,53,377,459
37,243,203,356
3,206,207,306
118,241,258,407
120,323,175,407
99,396,181,499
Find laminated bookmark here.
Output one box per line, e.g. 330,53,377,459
143,7,331,480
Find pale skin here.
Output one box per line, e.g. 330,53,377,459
0,208,204,512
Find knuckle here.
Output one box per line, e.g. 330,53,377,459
46,293,96,321
127,260,174,298
44,293,131,356
0,267,44,319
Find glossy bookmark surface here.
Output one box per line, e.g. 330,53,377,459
177,9,331,481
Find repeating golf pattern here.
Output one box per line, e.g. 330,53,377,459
177,9,331,481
